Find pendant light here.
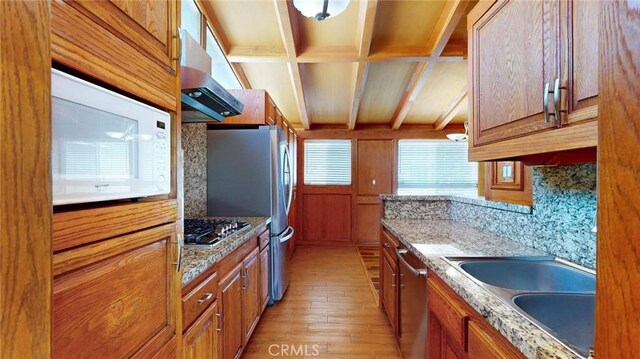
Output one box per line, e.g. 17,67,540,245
293,0,350,21
446,121,469,142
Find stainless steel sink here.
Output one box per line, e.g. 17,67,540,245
513,293,594,357
458,259,595,292
444,256,595,358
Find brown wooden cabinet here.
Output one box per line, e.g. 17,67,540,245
51,0,179,110
219,263,244,359
484,161,532,206
242,247,261,344
468,0,598,162
260,244,271,311
213,90,278,126
562,0,599,125
470,0,559,146
52,223,179,358
380,229,400,335
427,273,525,359
183,300,220,359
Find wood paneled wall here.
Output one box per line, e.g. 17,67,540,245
0,1,52,357
296,127,461,245
596,2,640,357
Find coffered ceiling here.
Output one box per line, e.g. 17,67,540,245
198,0,475,131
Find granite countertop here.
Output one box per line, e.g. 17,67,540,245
381,218,581,359
181,216,270,285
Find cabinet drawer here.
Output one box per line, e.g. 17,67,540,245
258,228,270,251
183,271,218,330
468,321,521,359
382,230,399,262
428,276,469,350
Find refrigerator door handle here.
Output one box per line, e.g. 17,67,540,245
278,226,295,243
283,145,293,215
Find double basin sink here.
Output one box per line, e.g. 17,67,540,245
445,257,595,357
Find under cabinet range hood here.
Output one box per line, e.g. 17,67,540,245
180,30,244,122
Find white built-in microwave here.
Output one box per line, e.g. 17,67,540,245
51,69,171,205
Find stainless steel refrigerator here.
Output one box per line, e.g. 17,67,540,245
207,126,294,302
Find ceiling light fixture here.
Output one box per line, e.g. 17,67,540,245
446,121,469,142
293,0,350,21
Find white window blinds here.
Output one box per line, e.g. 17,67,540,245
304,140,351,185
397,140,478,195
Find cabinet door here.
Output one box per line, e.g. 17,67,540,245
242,247,261,343
183,301,220,359
260,246,271,311
53,223,179,358
468,321,518,359
357,140,393,195
356,200,383,244
51,0,178,110
471,0,560,145
381,252,398,334
563,0,599,124
219,264,244,359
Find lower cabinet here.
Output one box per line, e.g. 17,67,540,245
242,247,261,344
427,274,525,359
380,229,400,335
52,223,179,358
183,301,220,359
219,263,244,359
182,227,269,359
260,244,271,311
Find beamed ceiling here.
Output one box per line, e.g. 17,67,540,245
199,0,476,131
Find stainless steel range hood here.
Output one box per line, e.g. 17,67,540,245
180,30,244,122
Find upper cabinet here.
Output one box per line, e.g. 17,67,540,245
468,0,598,162
563,0,599,125
51,0,179,111
471,0,559,146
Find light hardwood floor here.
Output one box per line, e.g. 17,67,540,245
243,246,400,359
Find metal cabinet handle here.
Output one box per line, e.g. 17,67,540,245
543,81,551,123
396,248,427,277
245,268,250,289
383,243,391,248
241,269,246,290
552,77,561,125
391,273,396,288
173,234,183,272
198,292,213,305
216,310,223,332
172,28,182,62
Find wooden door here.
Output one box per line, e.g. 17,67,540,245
470,0,560,145
357,140,393,195
260,246,271,311
219,264,243,359
183,301,220,359
242,247,261,343
51,0,178,110
563,0,599,125
52,223,179,358
381,252,398,334
356,198,383,244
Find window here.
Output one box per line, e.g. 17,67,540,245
205,27,242,89
304,140,351,185
397,140,478,195
180,0,243,90
181,0,201,41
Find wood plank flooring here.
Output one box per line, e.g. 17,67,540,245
243,246,399,358
357,245,381,303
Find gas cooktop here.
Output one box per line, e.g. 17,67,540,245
183,219,249,247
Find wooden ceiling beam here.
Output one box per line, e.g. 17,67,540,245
389,0,471,130
432,89,468,130
347,0,378,130
274,0,310,130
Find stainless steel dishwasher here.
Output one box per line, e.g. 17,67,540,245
397,246,428,359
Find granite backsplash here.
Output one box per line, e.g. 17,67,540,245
182,123,208,218
382,164,597,269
